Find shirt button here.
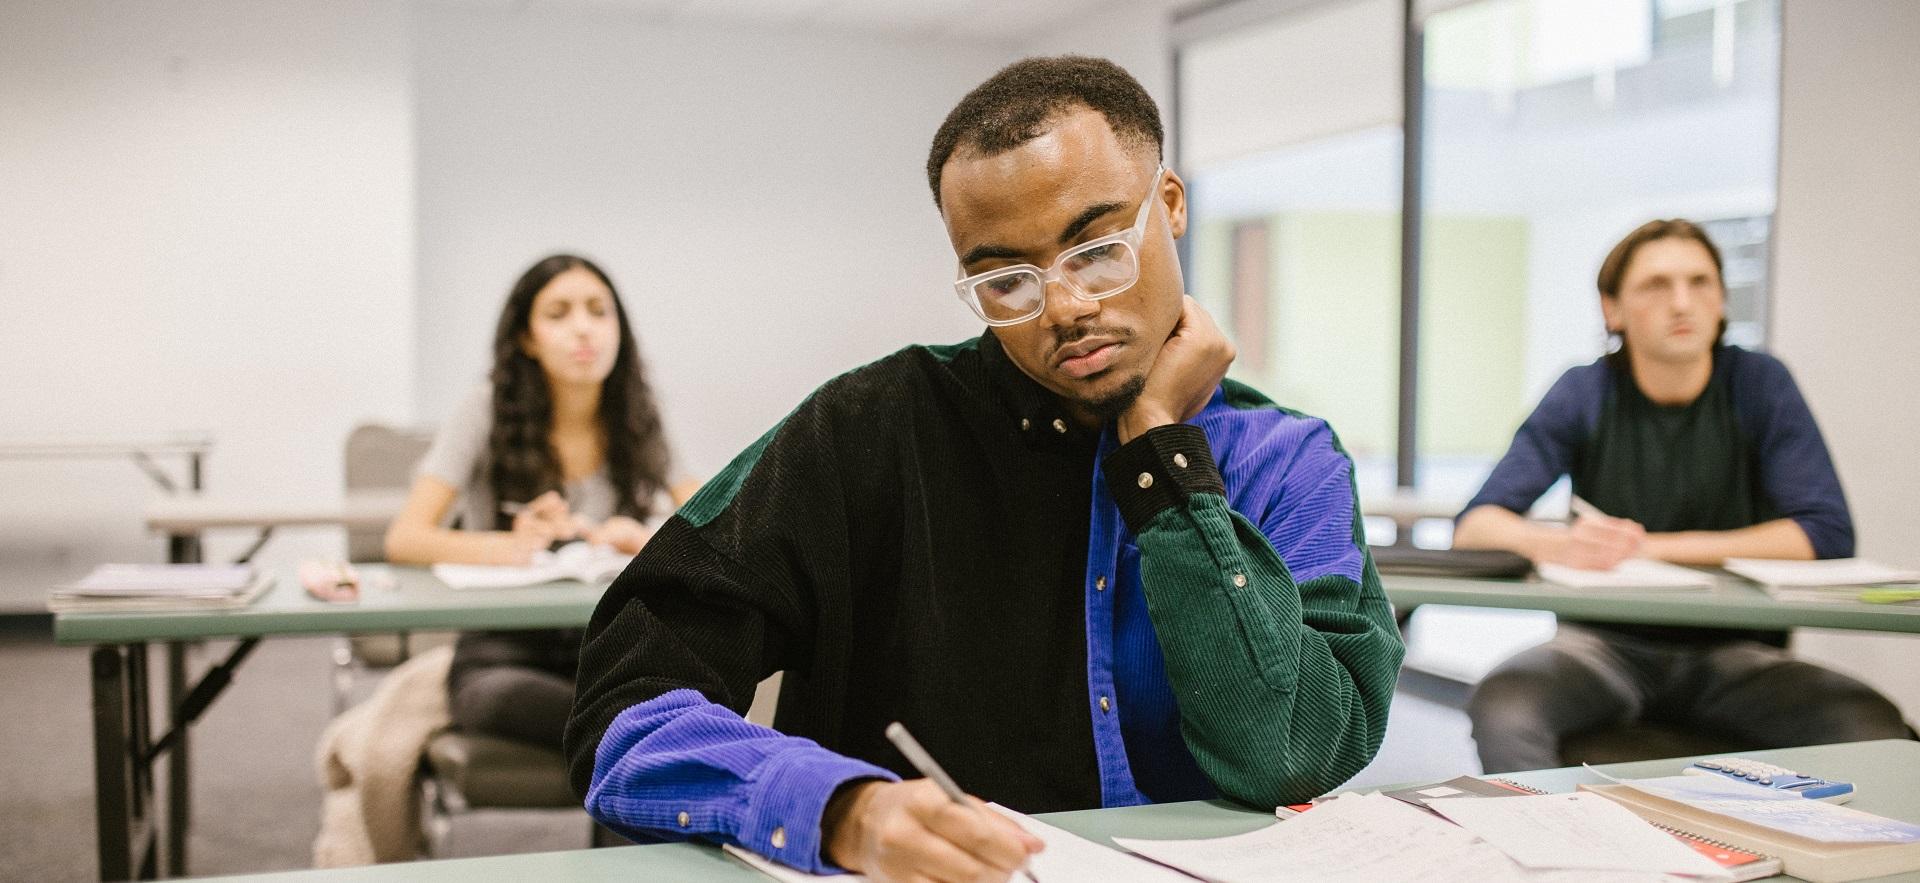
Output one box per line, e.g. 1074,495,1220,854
1095,575,1106,592
1173,453,1189,468
1020,418,1031,431
771,826,787,849
1052,418,1068,434
1232,572,1248,588
677,811,690,827
1137,472,1154,489
1099,696,1111,713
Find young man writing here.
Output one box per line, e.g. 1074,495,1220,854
565,56,1403,880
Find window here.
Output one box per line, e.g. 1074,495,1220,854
1417,0,1782,508
1177,0,1782,538
1179,0,1406,501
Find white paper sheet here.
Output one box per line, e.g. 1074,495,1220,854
722,804,1192,882
1537,559,1716,590
724,844,854,882
1428,792,1730,878
1116,792,1676,883
1723,557,1920,587
985,803,1194,882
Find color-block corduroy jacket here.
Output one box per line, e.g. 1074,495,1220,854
564,333,1403,872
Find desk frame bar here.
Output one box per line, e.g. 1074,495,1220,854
165,643,189,877
92,644,159,881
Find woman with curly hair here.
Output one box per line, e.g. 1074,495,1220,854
386,253,688,749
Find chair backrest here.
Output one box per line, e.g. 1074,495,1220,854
344,423,436,562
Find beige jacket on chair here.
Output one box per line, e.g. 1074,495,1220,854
312,644,453,867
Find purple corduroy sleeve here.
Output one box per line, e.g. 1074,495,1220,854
585,688,898,874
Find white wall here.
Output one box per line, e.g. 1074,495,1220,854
409,3,1004,478
0,0,415,593
1770,0,1920,719
1024,0,1176,154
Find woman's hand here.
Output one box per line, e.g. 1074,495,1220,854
587,516,653,555
512,490,583,541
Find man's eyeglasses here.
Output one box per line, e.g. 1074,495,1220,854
954,166,1166,327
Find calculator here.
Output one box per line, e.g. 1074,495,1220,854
1683,757,1855,803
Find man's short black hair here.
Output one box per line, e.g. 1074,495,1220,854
927,55,1164,209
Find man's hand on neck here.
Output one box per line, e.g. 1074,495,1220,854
1116,295,1235,444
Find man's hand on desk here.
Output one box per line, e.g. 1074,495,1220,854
822,779,1043,883
1536,514,1646,570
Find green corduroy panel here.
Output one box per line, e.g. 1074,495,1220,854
1134,493,1403,806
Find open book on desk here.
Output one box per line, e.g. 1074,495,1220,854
1537,559,1716,590
431,542,632,590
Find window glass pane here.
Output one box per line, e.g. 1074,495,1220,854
1179,0,1404,502
1417,0,1780,508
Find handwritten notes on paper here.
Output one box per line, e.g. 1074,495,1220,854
1117,792,1732,883
1429,792,1730,877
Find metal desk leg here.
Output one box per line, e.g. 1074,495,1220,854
157,529,203,876
93,645,158,881
165,531,202,569
165,643,190,876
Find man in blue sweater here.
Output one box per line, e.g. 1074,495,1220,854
1453,218,1908,772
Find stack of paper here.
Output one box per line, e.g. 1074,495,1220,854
50,564,272,613
1722,558,1920,603
1117,791,1730,882
1537,559,1717,590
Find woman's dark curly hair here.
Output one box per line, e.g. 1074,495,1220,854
485,254,669,529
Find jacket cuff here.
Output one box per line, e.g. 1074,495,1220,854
1103,424,1226,535
742,746,899,873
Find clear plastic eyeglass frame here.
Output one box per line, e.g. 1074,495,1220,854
954,165,1167,327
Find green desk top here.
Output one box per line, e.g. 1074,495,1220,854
53,566,605,645
53,567,1920,646
194,740,1920,882
1384,572,1920,633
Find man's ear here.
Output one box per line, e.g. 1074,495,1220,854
1163,168,1189,240
1599,294,1622,334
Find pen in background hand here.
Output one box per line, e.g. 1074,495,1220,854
885,722,1040,883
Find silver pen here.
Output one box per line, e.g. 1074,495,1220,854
884,722,1040,883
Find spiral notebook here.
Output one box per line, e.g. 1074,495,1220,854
1488,778,1783,882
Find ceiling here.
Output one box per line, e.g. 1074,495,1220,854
430,0,1198,44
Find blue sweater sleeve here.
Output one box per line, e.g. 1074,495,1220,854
585,689,898,873
1733,352,1855,558
1461,366,1602,518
